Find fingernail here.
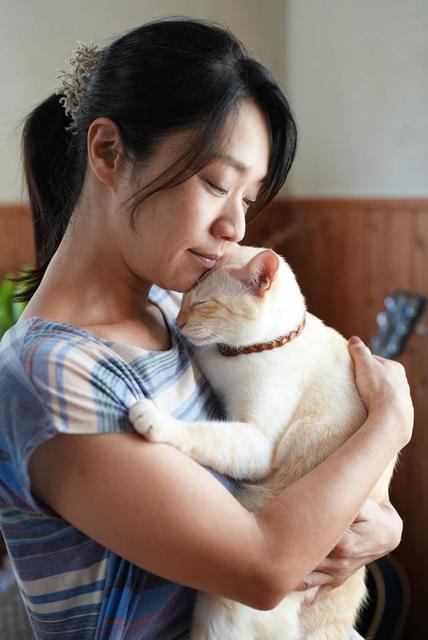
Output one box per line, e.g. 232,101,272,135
349,336,361,345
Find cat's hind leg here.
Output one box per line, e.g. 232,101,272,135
305,626,352,640
191,592,302,640
300,568,367,640
191,593,257,640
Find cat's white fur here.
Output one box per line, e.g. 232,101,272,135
129,245,395,640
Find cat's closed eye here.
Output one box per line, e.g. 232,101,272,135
193,300,207,307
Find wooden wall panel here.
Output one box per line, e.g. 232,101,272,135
0,204,34,277
245,198,428,640
1,199,427,637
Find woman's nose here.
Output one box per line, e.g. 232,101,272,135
211,202,246,243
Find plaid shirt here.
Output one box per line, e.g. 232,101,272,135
0,286,235,639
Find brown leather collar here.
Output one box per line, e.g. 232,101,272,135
216,314,306,357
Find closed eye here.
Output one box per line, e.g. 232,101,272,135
205,180,228,196
193,300,207,307
205,180,256,209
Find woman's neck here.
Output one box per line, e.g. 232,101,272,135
22,229,152,328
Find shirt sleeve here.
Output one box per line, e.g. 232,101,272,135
0,332,144,514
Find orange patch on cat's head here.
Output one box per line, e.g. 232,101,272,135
176,247,282,344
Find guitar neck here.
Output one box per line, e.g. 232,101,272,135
369,291,425,359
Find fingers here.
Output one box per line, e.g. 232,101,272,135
347,336,378,369
308,584,334,604
295,571,333,591
347,336,394,366
372,354,388,364
353,497,379,522
300,583,334,608
347,337,391,365
301,562,357,590
347,334,413,442
374,500,403,551
348,335,372,356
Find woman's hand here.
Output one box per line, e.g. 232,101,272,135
296,337,411,604
348,336,414,447
297,496,403,602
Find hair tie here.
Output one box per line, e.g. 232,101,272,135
56,41,103,133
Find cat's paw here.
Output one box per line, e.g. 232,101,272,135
129,398,165,440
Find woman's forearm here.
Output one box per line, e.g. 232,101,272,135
256,407,402,600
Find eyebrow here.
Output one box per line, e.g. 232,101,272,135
213,152,266,183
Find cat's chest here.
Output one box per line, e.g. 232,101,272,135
196,346,302,422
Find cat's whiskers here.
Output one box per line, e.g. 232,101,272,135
184,325,219,344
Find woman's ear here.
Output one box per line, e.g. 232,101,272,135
87,117,127,191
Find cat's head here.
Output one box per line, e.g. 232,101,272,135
176,245,306,347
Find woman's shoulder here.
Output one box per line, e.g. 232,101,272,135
0,285,182,368
1,285,182,360
1,312,116,354
0,314,128,387
0,287,196,439
0,288,192,434
0,314,146,445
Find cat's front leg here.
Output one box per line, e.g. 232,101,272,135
129,398,179,442
128,399,273,480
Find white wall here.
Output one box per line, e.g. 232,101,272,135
0,0,285,202
282,0,428,196
2,1,427,201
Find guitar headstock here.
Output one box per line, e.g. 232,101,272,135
370,291,426,359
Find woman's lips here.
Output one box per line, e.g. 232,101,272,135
189,250,219,269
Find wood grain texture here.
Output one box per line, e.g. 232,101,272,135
0,204,34,277
1,199,427,636
245,197,428,640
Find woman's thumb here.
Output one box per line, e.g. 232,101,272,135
348,336,370,355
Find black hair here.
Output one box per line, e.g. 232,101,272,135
12,16,297,302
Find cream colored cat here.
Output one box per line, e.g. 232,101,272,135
129,245,395,640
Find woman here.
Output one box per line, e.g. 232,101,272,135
0,17,411,639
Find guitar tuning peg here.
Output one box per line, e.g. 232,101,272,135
396,321,408,336
370,292,425,358
385,296,397,311
370,336,381,351
404,307,415,318
377,311,388,327
388,336,400,354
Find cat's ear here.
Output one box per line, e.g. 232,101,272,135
235,250,280,296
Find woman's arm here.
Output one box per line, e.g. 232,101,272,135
295,495,403,597
28,338,413,610
255,338,412,603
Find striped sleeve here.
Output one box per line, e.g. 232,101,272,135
25,333,143,434
1,332,144,514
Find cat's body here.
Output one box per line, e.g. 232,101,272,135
129,245,395,640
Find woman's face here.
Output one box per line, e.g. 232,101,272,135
118,99,271,293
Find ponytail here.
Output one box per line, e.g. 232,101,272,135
11,93,85,302
11,17,297,303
